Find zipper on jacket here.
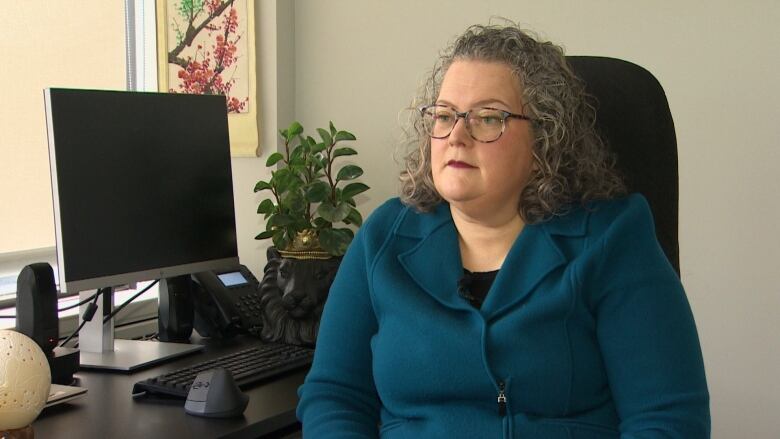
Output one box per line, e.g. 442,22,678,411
497,381,507,416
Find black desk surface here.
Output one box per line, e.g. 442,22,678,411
33,336,307,439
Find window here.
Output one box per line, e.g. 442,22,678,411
127,0,159,93
0,1,156,305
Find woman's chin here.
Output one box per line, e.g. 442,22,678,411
439,191,477,205
435,182,481,204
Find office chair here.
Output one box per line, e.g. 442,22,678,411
567,56,680,275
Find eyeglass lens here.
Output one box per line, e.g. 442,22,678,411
422,106,506,142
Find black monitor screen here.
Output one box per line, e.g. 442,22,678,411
45,89,239,292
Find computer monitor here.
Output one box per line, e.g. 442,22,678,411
44,88,240,370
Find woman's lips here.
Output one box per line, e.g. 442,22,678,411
447,160,476,169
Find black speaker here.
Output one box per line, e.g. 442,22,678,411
158,275,195,342
15,262,59,356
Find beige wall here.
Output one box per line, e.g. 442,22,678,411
261,0,778,437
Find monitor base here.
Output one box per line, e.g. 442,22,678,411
79,339,204,372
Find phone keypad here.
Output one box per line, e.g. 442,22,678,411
234,289,264,325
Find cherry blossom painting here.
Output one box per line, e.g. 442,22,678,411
157,0,259,155
164,0,250,113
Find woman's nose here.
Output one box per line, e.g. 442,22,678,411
448,116,471,147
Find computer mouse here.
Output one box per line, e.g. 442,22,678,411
184,368,249,418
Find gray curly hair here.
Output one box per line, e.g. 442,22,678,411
399,22,626,222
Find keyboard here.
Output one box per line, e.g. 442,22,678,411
132,343,314,399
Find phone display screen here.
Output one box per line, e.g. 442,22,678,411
217,271,248,287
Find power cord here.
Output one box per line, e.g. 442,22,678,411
102,280,158,324
0,291,101,319
7,280,159,345
59,287,105,347
58,292,100,312
70,281,160,348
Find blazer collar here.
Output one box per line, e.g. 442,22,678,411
396,202,589,317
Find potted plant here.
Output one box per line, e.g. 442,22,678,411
254,120,368,255
252,121,369,346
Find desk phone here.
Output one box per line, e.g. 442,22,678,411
192,265,264,337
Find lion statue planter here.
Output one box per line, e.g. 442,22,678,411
257,247,341,346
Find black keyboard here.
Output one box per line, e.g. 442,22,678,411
132,343,314,398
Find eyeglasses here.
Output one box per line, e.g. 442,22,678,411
418,104,533,143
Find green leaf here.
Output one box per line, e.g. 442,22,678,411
312,217,330,229
293,217,313,232
269,213,295,227
333,147,357,158
278,128,287,140
319,228,352,256
336,164,363,182
290,157,306,167
265,216,277,231
304,181,330,203
289,174,305,191
317,201,351,223
329,121,337,136
311,142,327,154
345,207,363,226
273,168,291,192
341,182,369,200
310,161,322,174
272,231,290,250
282,190,306,213
334,130,356,142
256,199,275,215
290,144,304,161
303,139,315,157
317,128,333,147
266,152,284,167
274,168,304,193
253,180,272,192
255,230,275,240
286,121,303,142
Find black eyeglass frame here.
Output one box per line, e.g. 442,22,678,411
418,104,533,143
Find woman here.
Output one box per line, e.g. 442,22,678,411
297,23,710,438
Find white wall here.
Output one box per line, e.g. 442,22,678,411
263,0,779,437
233,0,295,276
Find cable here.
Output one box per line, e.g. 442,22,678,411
138,332,159,341
58,291,100,312
0,291,99,319
4,283,147,318
103,280,158,324
59,287,104,348
8,280,156,345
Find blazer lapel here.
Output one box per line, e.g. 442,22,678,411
481,207,588,320
397,205,471,311
480,224,566,320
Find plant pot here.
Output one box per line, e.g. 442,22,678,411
257,247,341,347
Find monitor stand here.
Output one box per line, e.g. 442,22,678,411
77,287,203,372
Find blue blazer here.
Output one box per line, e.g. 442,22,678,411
297,194,710,438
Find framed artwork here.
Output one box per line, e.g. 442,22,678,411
156,0,259,156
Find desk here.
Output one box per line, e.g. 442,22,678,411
33,335,307,439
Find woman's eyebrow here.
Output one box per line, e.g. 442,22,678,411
434,98,513,110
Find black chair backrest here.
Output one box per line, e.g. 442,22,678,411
567,56,680,275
